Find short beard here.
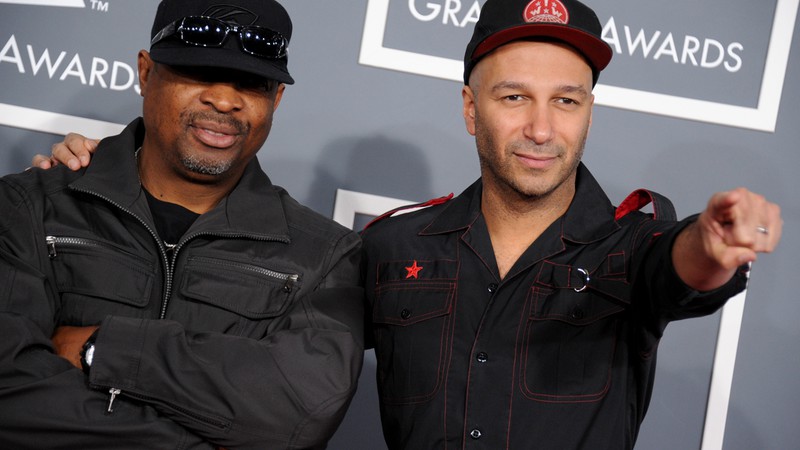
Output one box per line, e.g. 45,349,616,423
474,110,586,201
180,154,234,176
178,110,246,176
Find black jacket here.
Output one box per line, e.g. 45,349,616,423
0,119,364,449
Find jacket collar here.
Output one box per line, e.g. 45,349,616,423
421,163,619,243
69,118,290,242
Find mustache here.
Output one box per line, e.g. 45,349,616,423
508,141,562,157
183,110,248,135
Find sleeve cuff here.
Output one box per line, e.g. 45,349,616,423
88,316,149,390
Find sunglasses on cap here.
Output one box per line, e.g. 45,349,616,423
150,16,288,59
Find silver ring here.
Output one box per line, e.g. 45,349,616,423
574,268,590,293
756,226,769,235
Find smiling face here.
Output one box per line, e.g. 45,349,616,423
463,40,594,206
138,50,284,186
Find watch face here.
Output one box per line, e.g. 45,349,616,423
85,345,95,366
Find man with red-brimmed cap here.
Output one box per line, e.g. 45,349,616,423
0,1,364,448
30,0,784,448
361,0,782,448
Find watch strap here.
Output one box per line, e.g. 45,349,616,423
79,329,100,375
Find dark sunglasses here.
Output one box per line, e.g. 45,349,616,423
150,16,288,59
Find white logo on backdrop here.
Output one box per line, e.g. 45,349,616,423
602,16,743,73
0,0,84,6
0,35,139,92
0,0,127,137
360,0,799,132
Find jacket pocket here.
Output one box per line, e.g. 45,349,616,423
47,236,156,325
178,255,300,336
519,286,624,403
372,280,455,404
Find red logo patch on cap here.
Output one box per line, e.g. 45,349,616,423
523,0,569,24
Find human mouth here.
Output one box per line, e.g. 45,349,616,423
190,119,242,149
515,152,557,169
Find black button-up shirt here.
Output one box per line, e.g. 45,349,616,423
361,164,748,450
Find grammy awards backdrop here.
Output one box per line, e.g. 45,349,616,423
1,1,798,448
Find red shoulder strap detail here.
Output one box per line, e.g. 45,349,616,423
615,189,676,221
364,193,454,230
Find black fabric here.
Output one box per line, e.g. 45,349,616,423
143,188,199,246
149,0,295,83
0,118,364,449
463,0,612,84
361,163,748,450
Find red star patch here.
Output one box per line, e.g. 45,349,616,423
405,260,423,279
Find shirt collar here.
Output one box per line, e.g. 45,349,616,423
421,163,619,243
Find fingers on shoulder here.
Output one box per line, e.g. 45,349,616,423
30,154,54,169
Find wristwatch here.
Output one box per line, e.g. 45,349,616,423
80,330,99,374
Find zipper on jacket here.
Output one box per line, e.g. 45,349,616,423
46,235,123,259
100,386,229,429
70,185,291,320
189,256,300,293
107,388,122,413
159,231,290,318
68,187,173,319
284,274,299,292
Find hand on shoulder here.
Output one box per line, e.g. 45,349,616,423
30,133,99,171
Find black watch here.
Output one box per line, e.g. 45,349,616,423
80,330,99,375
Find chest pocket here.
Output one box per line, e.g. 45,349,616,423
178,255,301,338
520,258,629,403
47,236,156,326
371,259,457,405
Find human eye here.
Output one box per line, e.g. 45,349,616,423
554,86,589,107
498,92,530,105
238,77,273,94
554,96,583,109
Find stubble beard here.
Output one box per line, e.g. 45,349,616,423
474,117,586,202
180,154,234,176
178,110,247,177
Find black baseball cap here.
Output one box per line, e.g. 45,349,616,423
464,0,612,85
149,0,294,84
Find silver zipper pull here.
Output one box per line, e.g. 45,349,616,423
283,274,299,293
46,236,57,258
107,388,122,413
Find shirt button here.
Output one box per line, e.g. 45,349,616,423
476,352,488,363
470,428,482,439
571,308,585,320
400,309,411,320
487,283,498,294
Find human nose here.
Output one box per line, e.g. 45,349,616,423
198,83,244,113
523,105,554,144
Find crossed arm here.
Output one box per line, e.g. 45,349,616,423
2,164,366,449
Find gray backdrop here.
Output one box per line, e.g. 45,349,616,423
1,1,797,449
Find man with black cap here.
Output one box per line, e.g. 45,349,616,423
360,0,782,449
32,0,784,449
0,0,364,448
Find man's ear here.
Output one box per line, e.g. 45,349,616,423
587,93,594,137
462,85,477,136
272,83,286,110
137,50,155,98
